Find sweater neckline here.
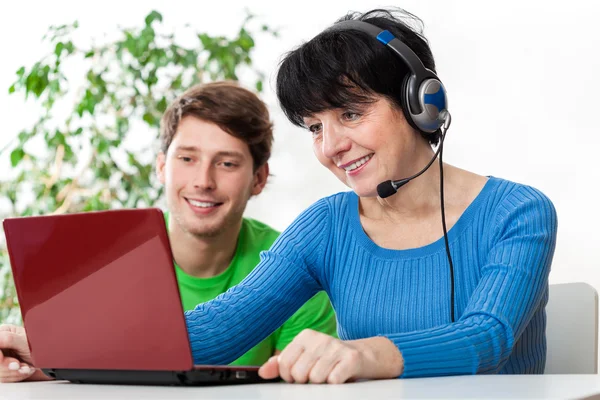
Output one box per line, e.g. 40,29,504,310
348,176,498,260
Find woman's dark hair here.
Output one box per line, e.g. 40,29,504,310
276,8,441,144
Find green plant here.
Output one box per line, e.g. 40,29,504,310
0,10,277,324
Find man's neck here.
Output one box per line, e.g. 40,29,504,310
168,218,243,278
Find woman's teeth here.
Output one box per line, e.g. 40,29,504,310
344,154,373,172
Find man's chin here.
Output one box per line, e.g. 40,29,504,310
186,225,225,238
172,204,244,239
177,215,226,238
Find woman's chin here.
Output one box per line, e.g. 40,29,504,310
339,173,380,198
348,183,379,198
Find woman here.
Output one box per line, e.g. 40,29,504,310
185,8,557,383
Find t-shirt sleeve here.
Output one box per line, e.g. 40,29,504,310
185,198,332,365
385,185,558,378
275,291,338,351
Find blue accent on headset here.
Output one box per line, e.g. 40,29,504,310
424,86,446,111
376,30,395,45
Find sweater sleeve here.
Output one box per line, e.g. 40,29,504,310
385,185,558,378
184,198,331,365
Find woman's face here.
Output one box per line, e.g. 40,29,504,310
304,96,423,197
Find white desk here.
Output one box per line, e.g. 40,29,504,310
2,375,600,400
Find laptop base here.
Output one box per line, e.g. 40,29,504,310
42,368,280,386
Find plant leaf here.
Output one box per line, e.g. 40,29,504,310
145,10,163,26
10,148,25,167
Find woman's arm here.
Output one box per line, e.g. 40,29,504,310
185,198,333,365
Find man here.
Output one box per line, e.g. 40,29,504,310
0,81,337,382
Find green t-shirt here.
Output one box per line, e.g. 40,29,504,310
165,214,337,366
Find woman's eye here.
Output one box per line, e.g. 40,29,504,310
308,123,322,134
342,111,360,121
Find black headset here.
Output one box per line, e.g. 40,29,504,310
324,20,456,323
324,20,448,134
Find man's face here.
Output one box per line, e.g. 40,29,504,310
156,116,268,238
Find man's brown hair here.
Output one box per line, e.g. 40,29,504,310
160,81,273,170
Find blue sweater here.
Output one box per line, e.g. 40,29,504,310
185,177,558,377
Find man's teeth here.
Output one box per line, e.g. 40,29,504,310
188,200,218,208
344,154,373,172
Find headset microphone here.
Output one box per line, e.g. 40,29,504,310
376,179,407,199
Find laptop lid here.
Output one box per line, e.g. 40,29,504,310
3,208,194,371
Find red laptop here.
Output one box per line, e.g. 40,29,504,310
3,208,276,385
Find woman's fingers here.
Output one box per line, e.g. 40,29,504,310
0,358,35,383
307,341,344,383
327,348,361,384
277,341,306,383
258,356,279,380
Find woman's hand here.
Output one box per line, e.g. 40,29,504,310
0,324,53,383
258,329,404,384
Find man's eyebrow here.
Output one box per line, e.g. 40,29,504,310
215,151,245,159
174,145,200,152
173,147,245,159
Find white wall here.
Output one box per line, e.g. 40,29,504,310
1,1,599,295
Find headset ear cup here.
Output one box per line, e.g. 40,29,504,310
414,79,447,133
399,75,421,132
